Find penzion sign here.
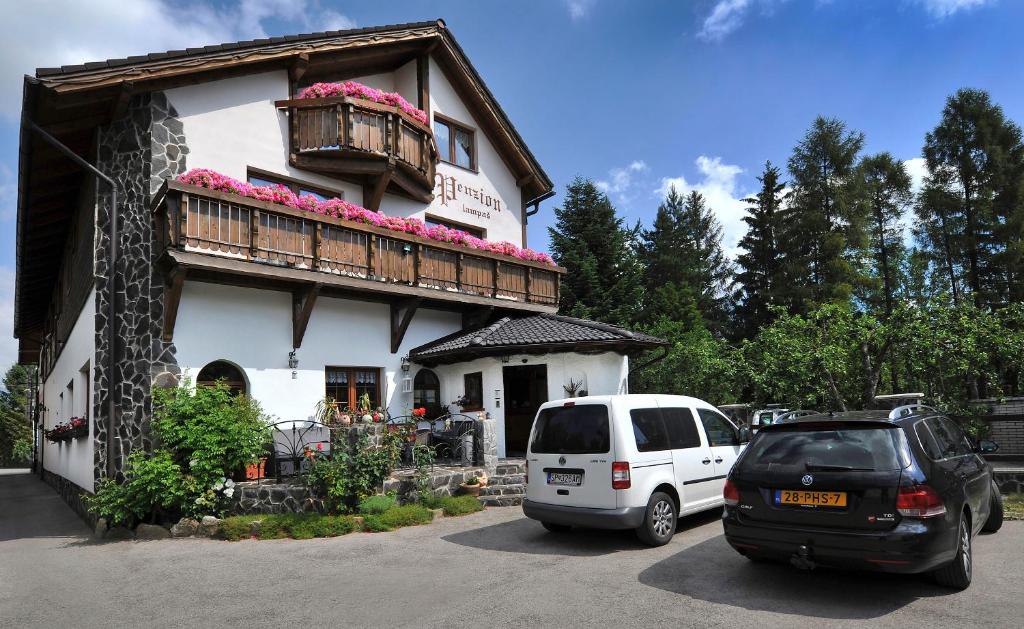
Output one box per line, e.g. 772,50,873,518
435,172,502,221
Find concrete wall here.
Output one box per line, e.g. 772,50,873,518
40,288,96,491
427,352,629,457
172,282,462,423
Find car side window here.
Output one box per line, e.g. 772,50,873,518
925,417,965,459
940,417,973,456
662,407,702,449
630,408,670,452
697,408,739,447
915,421,943,460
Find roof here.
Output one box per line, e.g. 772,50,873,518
409,314,668,365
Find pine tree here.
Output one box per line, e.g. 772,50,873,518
856,153,913,316
921,88,1024,307
0,364,34,466
680,190,734,332
735,161,789,337
785,116,867,310
548,177,645,326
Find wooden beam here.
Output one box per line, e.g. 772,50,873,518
516,173,535,188
390,298,421,353
110,82,134,121
292,282,321,348
289,53,310,87
362,162,394,212
416,53,430,112
161,268,187,343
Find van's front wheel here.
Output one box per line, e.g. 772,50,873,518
636,492,676,546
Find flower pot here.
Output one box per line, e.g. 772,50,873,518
338,414,352,427
245,457,267,480
361,414,373,423
460,483,482,497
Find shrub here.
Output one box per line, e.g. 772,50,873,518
378,504,434,528
219,515,262,541
358,493,397,515
219,514,357,540
85,450,190,528
360,514,392,532
305,430,406,512
422,495,483,517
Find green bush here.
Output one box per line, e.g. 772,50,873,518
218,514,357,540
219,515,262,541
378,504,434,528
358,493,397,515
422,494,483,517
85,450,190,528
305,430,407,512
360,514,392,532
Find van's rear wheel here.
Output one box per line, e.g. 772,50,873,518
636,492,676,547
541,522,571,533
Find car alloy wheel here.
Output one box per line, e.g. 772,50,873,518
652,499,673,538
959,518,971,581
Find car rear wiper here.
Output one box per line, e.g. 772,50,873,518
804,463,875,472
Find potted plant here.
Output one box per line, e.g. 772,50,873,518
314,396,350,427
460,475,484,497
357,392,374,423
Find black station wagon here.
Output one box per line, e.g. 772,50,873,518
722,405,1003,589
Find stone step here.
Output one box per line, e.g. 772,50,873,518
478,494,524,507
480,484,525,497
486,473,525,486
496,462,526,475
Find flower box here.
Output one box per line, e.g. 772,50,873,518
44,417,88,443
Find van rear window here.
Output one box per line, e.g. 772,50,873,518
530,405,610,454
742,427,906,471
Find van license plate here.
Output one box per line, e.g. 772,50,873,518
547,472,582,486
774,490,847,507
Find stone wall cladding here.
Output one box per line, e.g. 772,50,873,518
233,482,325,515
43,470,96,528
93,92,187,484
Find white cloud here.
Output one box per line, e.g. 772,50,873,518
596,160,648,197
698,0,752,42
903,157,928,195
563,0,596,20
912,0,993,18
657,155,752,258
0,267,16,370
1,0,355,120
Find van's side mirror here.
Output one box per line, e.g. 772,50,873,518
738,426,751,444
978,439,999,454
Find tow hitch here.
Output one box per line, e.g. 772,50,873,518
790,544,817,570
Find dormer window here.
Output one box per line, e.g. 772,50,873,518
433,115,476,171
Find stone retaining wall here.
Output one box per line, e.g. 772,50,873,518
232,482,324,515
42,470,96,528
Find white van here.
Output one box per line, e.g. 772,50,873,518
522,394,749,546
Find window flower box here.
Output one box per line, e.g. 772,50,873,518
44,417,88,443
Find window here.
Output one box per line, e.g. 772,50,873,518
630,408,670,452
531,404,610,454
325,366,381,410
413,369,443,419
433,116,476,170
424,215,485,239
662,407,702,449
922,417,971,459
741,427,905,471
246,169,342,201
462,372,483,411
197,360,247,396
697,408,739,447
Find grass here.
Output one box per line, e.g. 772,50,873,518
421,494,484,517
362,504,435,532
358,493,397,515
1004,493,1024,520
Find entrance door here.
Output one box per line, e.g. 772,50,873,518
502,365,548,456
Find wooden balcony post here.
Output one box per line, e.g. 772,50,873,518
368,233,378,278
412,243,421,286
456,252,464,291
178,192,189,250
313,223,322,269
493,260,501,298
526,267,533,303
250,210,260,259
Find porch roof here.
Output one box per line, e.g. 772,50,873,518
409,314,668,365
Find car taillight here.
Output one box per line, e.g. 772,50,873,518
723,479,740,506
612,462,631,489
896,484,946,518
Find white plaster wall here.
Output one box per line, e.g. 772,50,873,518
165,71,362,201
426,57,524,245
40,288,96,491
427,351,629,457
172,282,462,423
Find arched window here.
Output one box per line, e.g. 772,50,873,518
197,360,247,396
413,369,443,419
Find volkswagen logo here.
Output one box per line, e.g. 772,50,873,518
558,456,566,465
801,474,814,486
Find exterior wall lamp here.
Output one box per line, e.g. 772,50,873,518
288,350,298,379
401,355,411,371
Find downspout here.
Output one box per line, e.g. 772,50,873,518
522,189,555,248
24,120,119,481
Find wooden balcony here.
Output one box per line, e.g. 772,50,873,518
275,96,437,210
153,181,563,347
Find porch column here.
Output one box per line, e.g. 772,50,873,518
475,413,498,474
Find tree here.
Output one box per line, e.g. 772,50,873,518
856,153,913,316
920,88,1024,307
548,177,644,327
678,190,734,332
735,161,789,336
1,364,34,466
785,116,867,309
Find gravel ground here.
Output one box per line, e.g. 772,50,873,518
1,469,1021,629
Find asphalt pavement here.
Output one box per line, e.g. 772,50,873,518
1,469,1020,629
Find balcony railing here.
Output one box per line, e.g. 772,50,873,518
275,96,437,201
154,181,562,309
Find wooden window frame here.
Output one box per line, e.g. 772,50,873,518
424,213,486,239
433,113,478,172
325,366,382,410
247,167,345,200
462,371,484,412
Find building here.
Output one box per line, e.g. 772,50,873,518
14,20,665,508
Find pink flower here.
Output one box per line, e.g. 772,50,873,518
297,80,429,125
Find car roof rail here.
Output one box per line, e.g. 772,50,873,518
888,403,938,419
777,409,817,422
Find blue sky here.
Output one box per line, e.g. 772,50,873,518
1,0,1020,366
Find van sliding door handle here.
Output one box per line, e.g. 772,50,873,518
714,457,723,464
702,458,711,465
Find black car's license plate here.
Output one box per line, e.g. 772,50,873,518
547,472,583,486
